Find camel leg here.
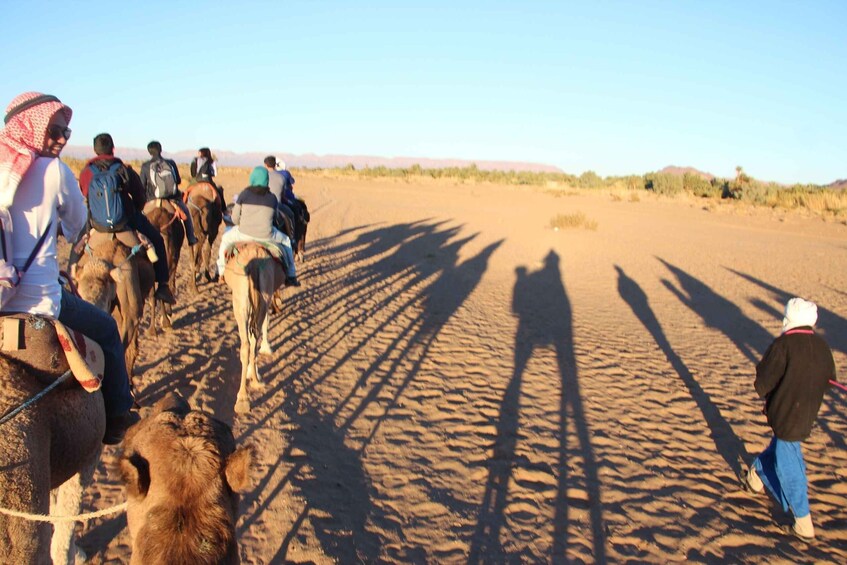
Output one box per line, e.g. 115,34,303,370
259,310,272,356
233,289,252,415
149,295,159,337
50,454,99,564
189,241,200,295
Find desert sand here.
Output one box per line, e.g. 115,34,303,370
74,171,847,563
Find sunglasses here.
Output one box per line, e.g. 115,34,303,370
47,125,72,141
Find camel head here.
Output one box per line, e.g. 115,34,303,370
119,393,253,565
75,258,120,312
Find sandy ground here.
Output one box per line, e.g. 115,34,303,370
74,172,847,563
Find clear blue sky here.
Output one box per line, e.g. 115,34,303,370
2,1,845,184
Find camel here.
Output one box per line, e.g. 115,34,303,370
75,231,155,386
292,198,310,262
0,319,105,564
223,243,286,414
144,199,185,334
120,392,252,564
184,182,223,293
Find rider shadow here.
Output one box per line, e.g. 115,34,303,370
469,250,607,564
270,402,387,563
616,265,750,477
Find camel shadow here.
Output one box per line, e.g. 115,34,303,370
469,250,607,564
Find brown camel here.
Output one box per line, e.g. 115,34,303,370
0,319,105,563
75,231,155,385
143,199,185,334
120,392,252,564
223,244,286,414
185,182,223,293
292,198,310,263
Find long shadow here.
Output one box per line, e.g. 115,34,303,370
616,265,749,476
658,258,773,364
469,251,606,564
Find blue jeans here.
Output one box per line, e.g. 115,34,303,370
58,289,133,417
754,437,810,518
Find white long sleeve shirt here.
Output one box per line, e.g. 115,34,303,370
3,157,86,317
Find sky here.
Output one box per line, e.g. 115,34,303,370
2,0,845,184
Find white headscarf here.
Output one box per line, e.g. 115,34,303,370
782,297,818,333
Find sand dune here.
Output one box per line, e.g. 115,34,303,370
76,173,847,563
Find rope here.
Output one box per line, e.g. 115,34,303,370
0,370,73,427
0,501,127,523
113,244,143,270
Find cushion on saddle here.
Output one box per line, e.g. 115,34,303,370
183,182,222,207
145,198,187,221
0,315,103,393
53,320,104,392
225,241,285,267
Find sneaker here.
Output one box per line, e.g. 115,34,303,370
103,411,140,445
285,277,301,288
188,236,200,246
154,283,177,305
745,465,764,494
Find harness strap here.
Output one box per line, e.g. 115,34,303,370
0,369,73,426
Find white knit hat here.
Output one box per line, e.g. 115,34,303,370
782,297,818,333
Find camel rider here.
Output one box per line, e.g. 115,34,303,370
264,155,298,247
140,140,199,247
216,166,300,286
0,92,136,444
78,134,176,305
190,147,226,209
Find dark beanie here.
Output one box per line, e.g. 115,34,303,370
147,140,162,157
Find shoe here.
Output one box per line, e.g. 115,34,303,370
744,465,764,494
154,283,177,305
790,514,815,542
103,411,140,445
285,277,301,288
188,237,200,246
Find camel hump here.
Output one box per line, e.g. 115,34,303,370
226,242,284,266
87,228,142,250
0,315,104,392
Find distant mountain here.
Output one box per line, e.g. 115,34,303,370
827,179,847,191
658,165,715,181
60,145,563,173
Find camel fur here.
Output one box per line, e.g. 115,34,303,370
185,182,223,293
0,320,105,564
143,199,185,333
119,393,253,564
75,232,154,384
223,244,285,414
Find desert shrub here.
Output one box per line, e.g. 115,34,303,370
645,172,684,196
550,211,598,231
577,170,604,189
683,172,719,198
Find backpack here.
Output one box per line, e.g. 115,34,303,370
0,209,53,309
87,161,129,233
150,159,177,198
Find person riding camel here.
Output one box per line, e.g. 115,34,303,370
0,92,136,444
78,133,177,305
190,147,226,208
140,140,199,247
215,166,299,286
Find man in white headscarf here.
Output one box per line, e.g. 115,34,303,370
746,297,836,541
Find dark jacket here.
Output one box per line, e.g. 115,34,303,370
79,155,146,214
232,185,279,239
140,157,182,201
755,327,836,441
190,157,215,184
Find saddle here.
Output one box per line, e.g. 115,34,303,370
225,243,286,274
81,229,157,265
0,314,104,392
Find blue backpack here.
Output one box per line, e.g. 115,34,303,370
88,161,129,232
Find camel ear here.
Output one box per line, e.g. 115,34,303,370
120,452,151,499
110,267,123,283
225,445,253,493
153,391,191,416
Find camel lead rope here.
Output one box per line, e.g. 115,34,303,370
0,369,73,426
0,501,127,523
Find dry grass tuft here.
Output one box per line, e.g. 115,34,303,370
550,212,598,231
